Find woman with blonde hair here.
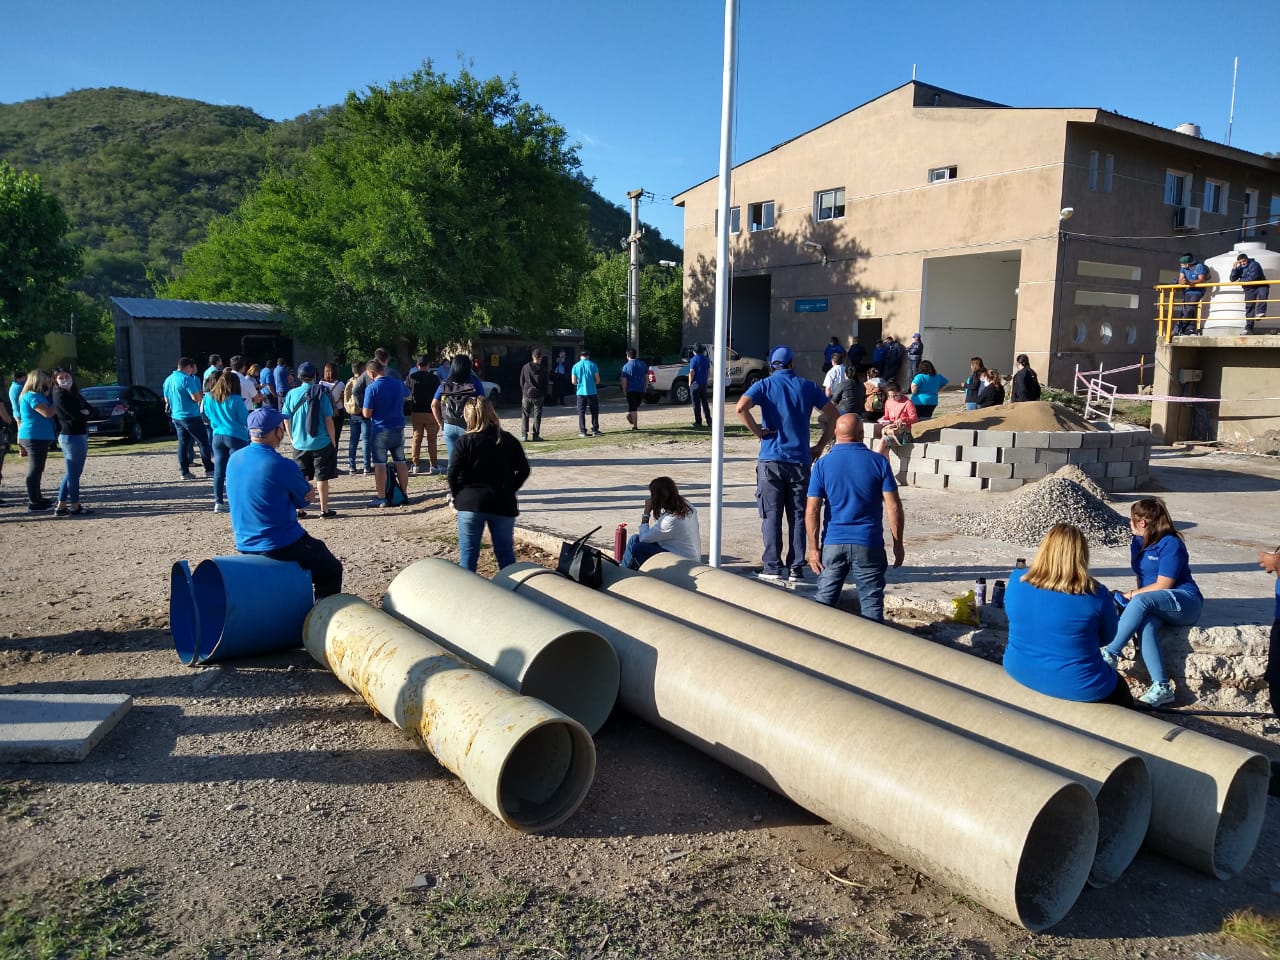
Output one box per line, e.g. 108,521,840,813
1003,523,1132,706
204,368,250,514
17,369,57,512
446,397,530,572
622,476,702,570
1101,497,1202,708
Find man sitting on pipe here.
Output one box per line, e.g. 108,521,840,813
226,407,344,599
804,413,905,621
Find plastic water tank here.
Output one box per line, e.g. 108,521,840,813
1204,241,1279,335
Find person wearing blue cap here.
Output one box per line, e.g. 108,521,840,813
226,406,343,599
736,345,838,584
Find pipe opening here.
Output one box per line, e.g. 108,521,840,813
1013,781,1096,932
496,719,596,833
521,631,620,735
1087,755,1151,887
169,561,199,666
1211,754,1271,879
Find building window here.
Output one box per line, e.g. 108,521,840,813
1073,322,1087,345
815,188,845,222
748,201,775,232
1242,188,1259,237
1272,194,1280,232
1103,154,1114,193
1099,322,1113,345
928,166,957,183
714,206,740,236
1164,170,1192,206
1203,179,1228,215
1088,151,1099,191
1125,323,1138,345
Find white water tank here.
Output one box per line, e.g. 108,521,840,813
1175,122,1203,138
1203,241,1278,335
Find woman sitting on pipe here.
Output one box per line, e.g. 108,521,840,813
447,397,530,573
621,476,702,570
1101,498,1203,708
1003,523,1133,707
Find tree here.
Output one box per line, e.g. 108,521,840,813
0,161,83,369
562,253,683,357
163,63,589,357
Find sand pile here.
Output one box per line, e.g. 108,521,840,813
912,401,1096,444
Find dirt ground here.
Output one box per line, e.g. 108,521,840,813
0,421,1277,959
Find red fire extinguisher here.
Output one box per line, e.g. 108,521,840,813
614,523,627,562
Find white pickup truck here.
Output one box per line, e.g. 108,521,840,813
645,345,769,404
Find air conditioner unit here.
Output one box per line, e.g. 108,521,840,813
1173,206,1201,230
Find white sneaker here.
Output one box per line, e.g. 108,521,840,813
755,571,786,584
1138,681,1175,708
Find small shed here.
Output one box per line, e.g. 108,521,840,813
110,298,330,391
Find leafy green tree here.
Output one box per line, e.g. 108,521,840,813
164,63,590,357
562,253,683,357
0,161,82,369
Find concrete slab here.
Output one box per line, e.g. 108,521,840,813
0,693,133,762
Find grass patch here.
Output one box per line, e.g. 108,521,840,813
85,437,173,457
0,871,171,960
0,780,40,823
1223,909,1280,957
1041,387,1150,427
524,421,754,456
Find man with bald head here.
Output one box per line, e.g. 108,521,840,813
805,413,905,621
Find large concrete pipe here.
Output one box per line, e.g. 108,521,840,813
640,554,1270,880
598,564,1149,887
492,564,1096,931
383,559,619,734
305,594,596,833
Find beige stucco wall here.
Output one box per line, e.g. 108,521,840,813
1151,335,1280,444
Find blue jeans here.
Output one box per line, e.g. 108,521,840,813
456,511,517,572
1104,588,1203,685
211,433,247,505
347,415,370,471
622,535,667,571
756,460,809,576
964,402,979,411
174,417,212,473
443,422,467,467
815,542,888,621
691,382,711,425
57,433,87,503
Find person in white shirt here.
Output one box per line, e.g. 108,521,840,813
822,349,847,398
228,355,263,411
622,476,702,569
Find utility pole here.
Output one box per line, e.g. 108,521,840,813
626,188,644,355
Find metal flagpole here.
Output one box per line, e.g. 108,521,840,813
709,0,738,568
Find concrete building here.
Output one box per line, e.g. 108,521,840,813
673,81,1280,390
110,297,328,391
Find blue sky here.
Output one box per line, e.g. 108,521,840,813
3,0,1277,249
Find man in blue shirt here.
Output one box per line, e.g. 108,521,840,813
162,356,212,480
227,407,342,599
273,358,293,399
571,348,601,437
620,347,649,431
688,344,712,428
805,414,905,620
361,358,412,507
202,354,224,389
281,361,337,518
736,345,838,583
1175,253,1208,335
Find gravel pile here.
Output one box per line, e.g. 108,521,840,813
952,472,1130,548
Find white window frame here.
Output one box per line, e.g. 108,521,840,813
715,205,741,236
747,200,775,232
1164,169,1192,207
1242,188,1259,237
1103,154,1114,193
1088,151,1099,191
814,187,845,222
928,166,957,183
1203,179,1228,215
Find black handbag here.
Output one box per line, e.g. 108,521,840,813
557,526,608,588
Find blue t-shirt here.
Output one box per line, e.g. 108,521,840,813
1003,570,1120,702
362,376,410,432
205,395,250,441
1131,534,1199,596
8,381,23,418
743,368,829,465
621,359,649,393
226,442,309,552
807,442,897,546
281,384,334,451
824,343,843,367
17,391,56,441
688,352,711,387
273,365,292,397
910,372,948,406
163,370,202,419
1274,574,1279,622
572,359,599,396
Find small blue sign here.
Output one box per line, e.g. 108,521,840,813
794,298,829,313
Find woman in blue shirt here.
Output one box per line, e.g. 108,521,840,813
1004,523,1132,707
16,369,57,512
1102,498,1202,708
204,369,250,514
908,360,948,419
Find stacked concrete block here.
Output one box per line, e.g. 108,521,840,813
899,426,1153,493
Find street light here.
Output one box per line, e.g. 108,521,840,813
802,240,828,265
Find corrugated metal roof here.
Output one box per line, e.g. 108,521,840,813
110,297,287,322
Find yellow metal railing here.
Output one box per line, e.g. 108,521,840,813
1153,279,1273,342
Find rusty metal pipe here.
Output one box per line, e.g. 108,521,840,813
304,594,596,833
639,554,1270,879
492,564,1097,931
383,559,619,734
598,562,1149,887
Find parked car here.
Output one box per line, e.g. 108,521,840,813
82,384,172,442
645,346,768,404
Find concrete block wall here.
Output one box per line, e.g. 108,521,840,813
896,427,1152,493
